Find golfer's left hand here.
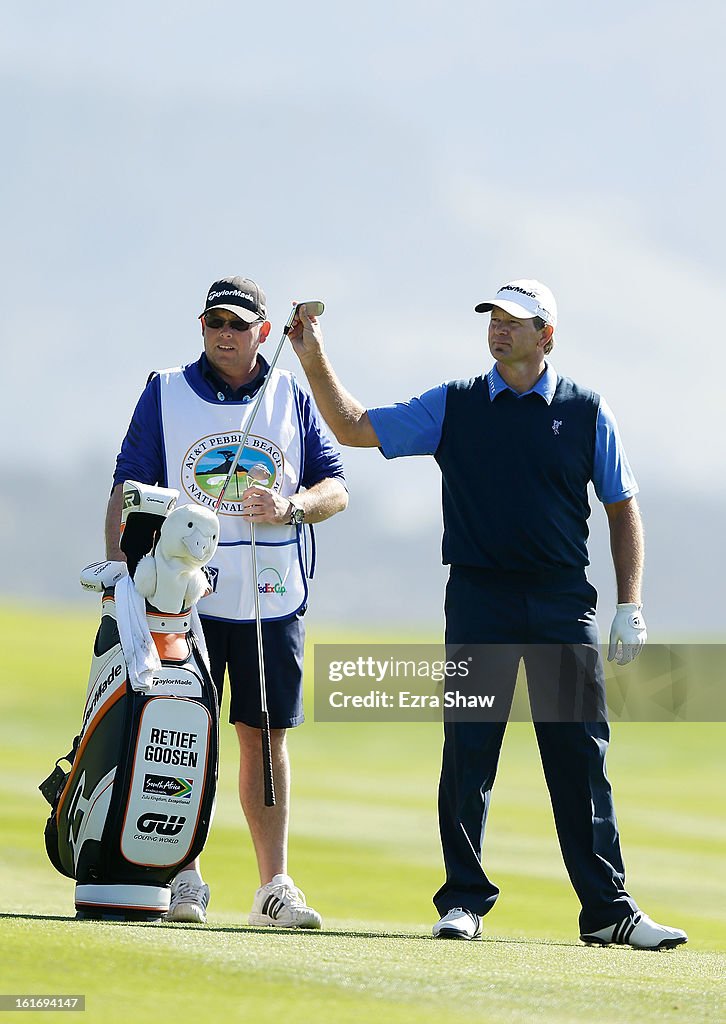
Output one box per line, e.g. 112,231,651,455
241,486,291,524
607,603,647,665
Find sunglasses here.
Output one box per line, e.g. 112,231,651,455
204,315,260,332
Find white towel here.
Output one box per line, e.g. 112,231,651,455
114,574,160,692
115,575,211,689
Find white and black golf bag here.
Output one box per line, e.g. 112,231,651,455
40,482,220,920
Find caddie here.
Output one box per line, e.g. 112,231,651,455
289,279,687,950
105,276,348,926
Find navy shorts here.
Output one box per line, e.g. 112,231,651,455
200,615,305,729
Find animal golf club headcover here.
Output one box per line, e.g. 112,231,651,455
133,505,219,613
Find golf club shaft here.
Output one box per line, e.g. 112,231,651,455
249,521,275,807
210,299,324,804
213,301,320,512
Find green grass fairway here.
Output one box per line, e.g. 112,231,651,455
1,605,724,1023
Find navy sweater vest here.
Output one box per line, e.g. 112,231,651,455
435,375,599,573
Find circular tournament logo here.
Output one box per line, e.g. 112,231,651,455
181,433,285,515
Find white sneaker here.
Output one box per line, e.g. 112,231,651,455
580,911,687,950
432,907,482,940
166,877,210,924
249,873,322,929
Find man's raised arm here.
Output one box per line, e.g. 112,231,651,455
289,307,380,448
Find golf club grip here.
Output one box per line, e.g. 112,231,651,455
260,711,276,807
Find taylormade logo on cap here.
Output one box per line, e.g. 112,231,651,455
475,279,557,329
208,288,257,304
201,276,267,322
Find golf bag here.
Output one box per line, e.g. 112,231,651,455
40,482,220,920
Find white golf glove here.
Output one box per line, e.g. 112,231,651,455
607,603,647,665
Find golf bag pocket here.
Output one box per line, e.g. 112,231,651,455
119,695,212,867
40,598,219,919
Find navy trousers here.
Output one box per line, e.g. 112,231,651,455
435,566,638,933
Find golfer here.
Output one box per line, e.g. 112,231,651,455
290,279,686,949
106,276,348,926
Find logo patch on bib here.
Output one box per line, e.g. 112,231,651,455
181,433,285,515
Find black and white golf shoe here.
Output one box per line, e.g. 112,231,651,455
249,873,322,929
580,910,687,950
432,907,482,940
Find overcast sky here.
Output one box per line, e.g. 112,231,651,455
2,2,724,567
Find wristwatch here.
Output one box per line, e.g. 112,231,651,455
287,499,305,526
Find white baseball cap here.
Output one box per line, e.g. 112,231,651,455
475,279,557,330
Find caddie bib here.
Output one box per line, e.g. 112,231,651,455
159,367,308,622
